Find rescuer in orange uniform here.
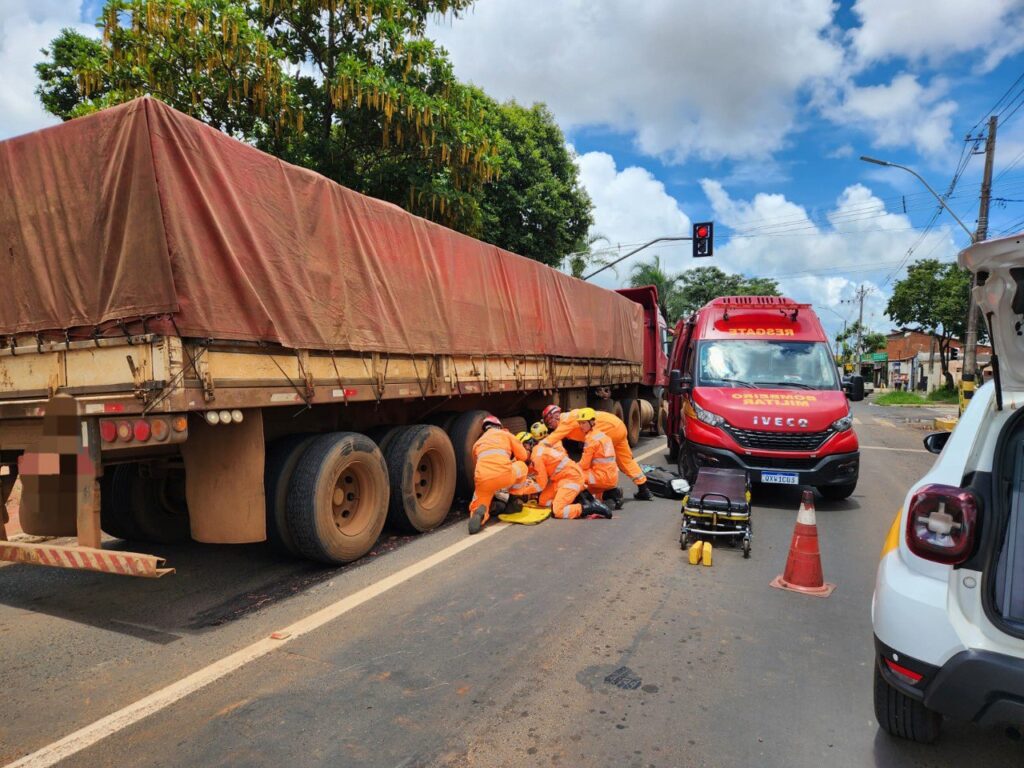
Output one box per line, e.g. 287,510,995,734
542,404,652,503
517,425,611,519
468,415,531,535
575,408,621,502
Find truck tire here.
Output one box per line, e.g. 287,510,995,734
873,664,941,743
383,425,456,533
820,482,856,501
501,416,527,436
638,398,656,434
286,432,389,565
264,434,317,556
611,400,625,422
99,471,141,540
365,425,403,455
450,410,491,499
620,398,642,447
109,463,191,544
426,412,459,433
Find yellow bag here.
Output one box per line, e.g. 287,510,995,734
688,540,703,565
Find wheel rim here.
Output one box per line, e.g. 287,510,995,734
329,460,378,537
413,448,445,509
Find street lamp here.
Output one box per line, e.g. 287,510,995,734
858,155,982,386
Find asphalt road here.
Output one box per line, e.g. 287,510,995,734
1,401,1021,767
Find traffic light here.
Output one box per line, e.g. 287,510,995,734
693,221,713,258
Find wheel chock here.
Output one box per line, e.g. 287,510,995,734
688,540,703,565
701,542,713,567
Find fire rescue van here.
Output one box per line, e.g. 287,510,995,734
666,296,863,500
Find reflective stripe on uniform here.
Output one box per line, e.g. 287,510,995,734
554,456,570,473
593,456,615,464
588,471,595,484
477,448,509,460
562,482,581,491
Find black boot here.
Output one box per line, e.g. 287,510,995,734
583,498,613,519
634,484,654,501
505,496,524,515
604,487,624,510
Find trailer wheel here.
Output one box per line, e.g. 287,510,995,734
366,425,405,456
426,412,459,433
611,400,625,422
286,432,389,565
383,425,456,533
620,398,642,447
109,463,191,544
264,434,317,556
99,471,141,540
450,410,491,498
501,416,527,436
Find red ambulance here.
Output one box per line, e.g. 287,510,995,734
666,296,863,500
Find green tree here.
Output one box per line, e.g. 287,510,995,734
835,321,886,364
629,255,680,320
477,100,592,266
36,0,502,233
35,29,108,120
563,233,614,279
669,266,780,320
886,258,972,389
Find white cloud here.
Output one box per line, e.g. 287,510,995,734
698,179,960,335
574,151,691,288
820,73,957,156
850,0,1024,72
432,0,843,162
0,0,94,139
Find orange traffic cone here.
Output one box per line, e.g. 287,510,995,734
770,489,835,598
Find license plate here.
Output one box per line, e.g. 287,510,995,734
761,471,799,485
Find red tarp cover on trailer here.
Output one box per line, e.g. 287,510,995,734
0,98,642,362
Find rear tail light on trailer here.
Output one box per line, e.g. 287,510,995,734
99,416,185,446
905,484,979,565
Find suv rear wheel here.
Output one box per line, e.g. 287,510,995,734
873,664,941,744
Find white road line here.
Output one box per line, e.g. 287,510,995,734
5,523,509,768
634,440,668,463
860,445,929,454
852,417,862,425
873,418,898,428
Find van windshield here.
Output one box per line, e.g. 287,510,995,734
697,340,840,390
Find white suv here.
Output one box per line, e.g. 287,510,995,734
872,233,1024,742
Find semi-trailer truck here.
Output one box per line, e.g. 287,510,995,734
0,97,666,576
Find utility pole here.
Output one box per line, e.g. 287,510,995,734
842,285,871,369
964,115,997,382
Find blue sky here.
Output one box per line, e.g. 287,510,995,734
3,0,1024,340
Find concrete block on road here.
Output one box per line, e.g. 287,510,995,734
934,416,957,432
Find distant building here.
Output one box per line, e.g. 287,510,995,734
884,329,991,392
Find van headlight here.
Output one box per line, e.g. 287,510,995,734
693,401,726,427
831,415,853,432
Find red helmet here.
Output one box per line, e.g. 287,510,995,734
481,415,503,430
542,405,561,421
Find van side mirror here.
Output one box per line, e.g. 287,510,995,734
668,370,693,396
923,432,951,454
846,374,865,402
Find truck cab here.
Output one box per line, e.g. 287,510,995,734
666,296,861,500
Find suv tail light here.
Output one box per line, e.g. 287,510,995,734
905,484,979,565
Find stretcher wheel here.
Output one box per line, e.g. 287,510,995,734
742,539,751,559
382,425,456,533
286,432,389,564
264,433,317,556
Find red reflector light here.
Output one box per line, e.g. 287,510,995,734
884,658,923,684
100,421,117,443
906,484,978,565
104,403,125,413
133,420,152,442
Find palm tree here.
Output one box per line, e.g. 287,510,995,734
564,233,617,279
629,255,679,320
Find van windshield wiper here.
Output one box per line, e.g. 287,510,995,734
761,381,814,389
706,378,758,389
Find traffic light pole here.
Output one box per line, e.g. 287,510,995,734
582,237,691,281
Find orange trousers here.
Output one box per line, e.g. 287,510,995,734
601,421,646,486
540,472,585,519
470,461,529,521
